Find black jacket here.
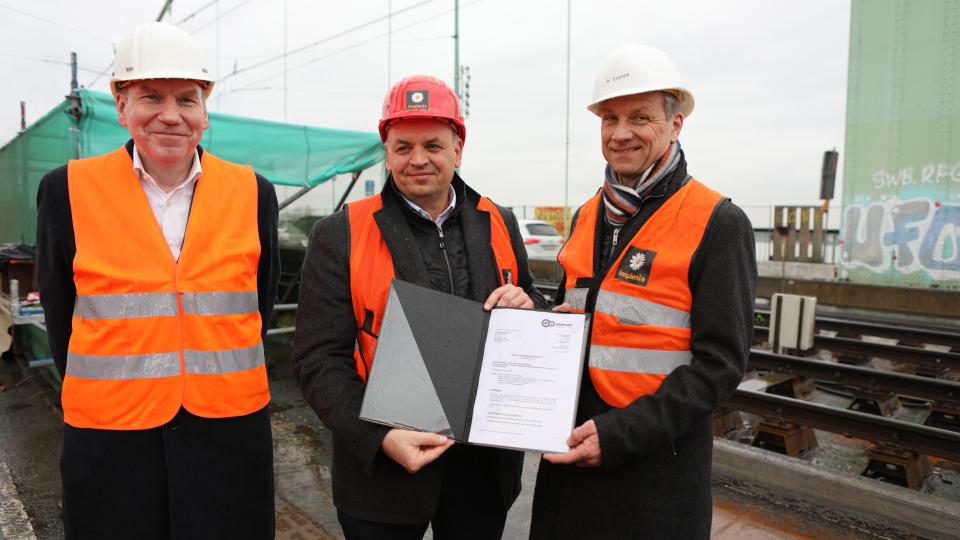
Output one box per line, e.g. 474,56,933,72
36,140,280,377
291,175,545,524
530,154,757,540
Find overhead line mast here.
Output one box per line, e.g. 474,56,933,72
156,0,174,22
454,0,460,96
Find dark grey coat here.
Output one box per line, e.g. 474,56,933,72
292,175,545,525
530,154,757,540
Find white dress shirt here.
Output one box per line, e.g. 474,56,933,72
132,146,203,260
400,184,457,227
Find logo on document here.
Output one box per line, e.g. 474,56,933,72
616,247,656,287
541,319,556,328
405,90,429,110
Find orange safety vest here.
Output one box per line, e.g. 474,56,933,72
558,179,725,408
63,147,269,430
347,193,519,382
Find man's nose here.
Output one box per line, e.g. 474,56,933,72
157,97,181,124
409,147,429,166
611,121,633,141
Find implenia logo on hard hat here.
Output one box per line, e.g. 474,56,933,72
405,90,429,110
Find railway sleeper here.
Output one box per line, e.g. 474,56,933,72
924,404,960,433
713,407,743,437
835,353,870,366
751,417,818,458
764,374,816,400
862,444,932,490
847,389,902,417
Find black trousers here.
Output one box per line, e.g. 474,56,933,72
61,406,274,540
338,444,508,540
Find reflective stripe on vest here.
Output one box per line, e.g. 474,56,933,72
65,343,264,380
589,346,692,374
347,192,519,382
181,291,258,316
66,351,181,379
594,289,690,329
74,292,179,319
74,291,257,319
183,343,265,374
558,179,725,408
64,147,269,429
564,287,589,311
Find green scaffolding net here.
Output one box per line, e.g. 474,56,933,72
0,89,384,244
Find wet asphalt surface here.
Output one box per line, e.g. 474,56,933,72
0,337,904,540
0,354,63,540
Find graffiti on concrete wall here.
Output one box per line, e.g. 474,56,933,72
841,197,960,281
869,161,960,193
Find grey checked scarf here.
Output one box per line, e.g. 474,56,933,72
602,140,682,227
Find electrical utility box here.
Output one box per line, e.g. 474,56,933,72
768,293,817,354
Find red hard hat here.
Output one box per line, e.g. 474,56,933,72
379,75,466,143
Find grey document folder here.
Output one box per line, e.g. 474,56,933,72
359,279,589,452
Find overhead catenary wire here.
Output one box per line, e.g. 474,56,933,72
221,0,488,96
85,58,115,90
175,0,219,25
82,0,258,91
0,52,104,75
219,0,439,83
185,0,258,33
0,4,112,43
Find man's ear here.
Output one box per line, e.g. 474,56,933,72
116,92,128,129
670,113,684,142
454,133,464,168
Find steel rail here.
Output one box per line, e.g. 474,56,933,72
755,307,960,349
748,350,960,405
753,326,960,372
724,388,960,462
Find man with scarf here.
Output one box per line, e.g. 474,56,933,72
529,44,757,539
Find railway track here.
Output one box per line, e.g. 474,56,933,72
752,325,960,373
724,388,960,463
532,280,960,467
754,307,960,351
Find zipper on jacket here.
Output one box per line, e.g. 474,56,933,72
437,226,456,294
611,227,620,249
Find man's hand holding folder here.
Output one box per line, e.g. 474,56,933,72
380,283,535,473
382,430,456,473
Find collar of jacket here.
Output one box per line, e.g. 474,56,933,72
600,150,690,225
594,150,691,277
387,173,468,228
375,173,500,302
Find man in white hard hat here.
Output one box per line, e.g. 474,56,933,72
529,44,757,539
36,22,278,539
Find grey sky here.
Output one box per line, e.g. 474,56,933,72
0,0,850,223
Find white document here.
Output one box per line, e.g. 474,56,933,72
467,309,587,453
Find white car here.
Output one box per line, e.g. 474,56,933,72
518,219,564,260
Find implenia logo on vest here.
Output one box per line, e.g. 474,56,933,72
616,247,656,287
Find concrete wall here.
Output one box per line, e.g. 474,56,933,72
840,0,960,290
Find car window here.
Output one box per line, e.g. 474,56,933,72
526,223,561,236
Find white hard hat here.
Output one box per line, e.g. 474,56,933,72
587,43,694,118
110,22,214,99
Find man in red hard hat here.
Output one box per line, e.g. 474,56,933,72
293,75,545,539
